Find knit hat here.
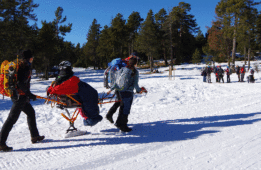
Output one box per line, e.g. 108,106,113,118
22,50,33,59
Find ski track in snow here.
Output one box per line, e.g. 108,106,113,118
1,62,261,169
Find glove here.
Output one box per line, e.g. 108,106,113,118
140,87,147,94
11,90,19,101
29,93,37,101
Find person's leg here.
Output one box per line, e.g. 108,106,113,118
106,91,121,123
115,92,133,132
22,102,40,138
106,102,120,123
0,100,23,146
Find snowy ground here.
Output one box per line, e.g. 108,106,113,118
1,61,261,170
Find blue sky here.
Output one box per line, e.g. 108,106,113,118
29,0,261,47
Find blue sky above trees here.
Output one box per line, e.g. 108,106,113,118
29,0,261,47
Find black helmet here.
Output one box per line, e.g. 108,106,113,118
59,61,71,70
58,61,73,77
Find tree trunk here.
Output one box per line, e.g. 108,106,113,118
44,55,49,80
150,52,153,72
170,23,173,70
231,29,236,67
231,15,238,68
131,39,134,54
244,46,246,65
227,54,230,67
248,48,251,71
164,47,168,66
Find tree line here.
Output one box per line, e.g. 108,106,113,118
0,0,260,79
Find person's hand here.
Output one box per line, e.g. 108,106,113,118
140,87,147,94
29,93,37,101
107,90,111,95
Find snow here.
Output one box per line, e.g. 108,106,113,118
1,61,261,170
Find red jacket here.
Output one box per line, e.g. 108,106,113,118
241,67,245,74
47,76,80,95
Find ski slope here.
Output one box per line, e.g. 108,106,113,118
0,61,261,170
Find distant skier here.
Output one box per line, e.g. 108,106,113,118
201,67,207,82
235,65,241,82
217,65,224,83
247,69,255,83
214,66,219,82
225,66,231,83
240,65,246,82
206,65,212,83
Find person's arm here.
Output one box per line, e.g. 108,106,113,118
133,70,141,93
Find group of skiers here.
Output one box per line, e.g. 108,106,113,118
201,64,255,83
0,50,146,152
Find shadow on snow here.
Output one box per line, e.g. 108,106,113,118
14,112,261,152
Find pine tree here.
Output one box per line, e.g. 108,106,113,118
192,48,201,64
155,8,169,66
126,11,143,55
97,25,112,68
137,9,159,72
52,6,72,38
195,30,207,56
109,13,127,58
168,2,199,65
257,13,261,50
216,0,246,68
238,0,260,69
0,0,39,61
83,19,101,69
36,21,57,80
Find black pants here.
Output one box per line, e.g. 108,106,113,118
0,96,39,145
227,75,230,83
107,91,121,117
218,76,224,83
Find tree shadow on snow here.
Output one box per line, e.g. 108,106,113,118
14,112,261,152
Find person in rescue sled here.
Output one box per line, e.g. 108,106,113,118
107,57,144,132
47,61,102,127
0,50,45,152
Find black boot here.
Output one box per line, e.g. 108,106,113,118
106,102,120,124
0,144,13,152
115,113,132,132
31,135,45,144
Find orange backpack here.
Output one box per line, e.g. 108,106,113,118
0,58,21,97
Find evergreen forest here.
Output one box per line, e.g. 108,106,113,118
1,0,261,78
